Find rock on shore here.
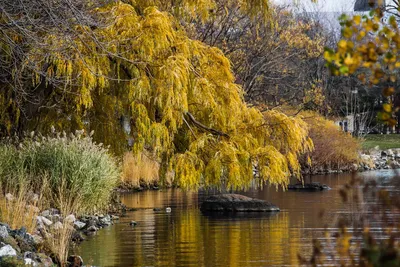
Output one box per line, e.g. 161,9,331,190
359,148,400,171
200,194,280,212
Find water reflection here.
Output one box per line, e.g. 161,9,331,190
77,171,400,266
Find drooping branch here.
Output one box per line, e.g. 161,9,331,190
185,112,229,138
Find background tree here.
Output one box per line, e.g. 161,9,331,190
325,0,400,127
184,2,326,109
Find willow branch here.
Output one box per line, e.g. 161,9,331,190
185,112,229,138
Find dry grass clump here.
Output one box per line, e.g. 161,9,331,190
43,184,78,267
0,189,40,233
0,176,77,266
45,222,75,267
122,152,160,187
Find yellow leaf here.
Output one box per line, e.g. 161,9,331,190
383,103,392,113
353,15,361,25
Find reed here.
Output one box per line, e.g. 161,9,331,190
122,152,160,187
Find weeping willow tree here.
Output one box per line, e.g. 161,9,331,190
0,1,312,190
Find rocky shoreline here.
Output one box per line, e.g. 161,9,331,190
304,148,400,175
0,192,128,266
0,209,121,266
358,148,400,171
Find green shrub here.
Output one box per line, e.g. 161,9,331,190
0,131,120,214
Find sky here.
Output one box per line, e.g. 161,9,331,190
271,0,394,13
270,0,396,31
271,0,356,12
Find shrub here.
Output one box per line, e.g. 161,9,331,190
300,111,360,173
0,131,120,214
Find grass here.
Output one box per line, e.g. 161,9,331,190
361,134,400,150
121,152,159,187
0,185,41,233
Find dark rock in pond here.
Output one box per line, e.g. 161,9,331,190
67,255,83,267
153,208,162,212
126,207,138,212
71,231,85,243
130,221,138,226
200,194,280,212
86,225,98,232
287,182,331,191
85,219,98,229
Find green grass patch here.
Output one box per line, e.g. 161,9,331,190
361,134,400,150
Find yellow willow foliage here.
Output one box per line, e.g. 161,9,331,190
278,20,324,58
15,2,311,190
130,0,270,22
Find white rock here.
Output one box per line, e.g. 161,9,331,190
0,244,17,257
24,258,37,266
38,216,53,227
0,225,8,239
166,207,171,213
41,210,50,217
74,221,86,230
65,214,76,223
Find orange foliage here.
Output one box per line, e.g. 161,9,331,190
300,111,360,173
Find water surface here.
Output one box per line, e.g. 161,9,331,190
77,170,400,266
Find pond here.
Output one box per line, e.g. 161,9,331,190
77,170,400,266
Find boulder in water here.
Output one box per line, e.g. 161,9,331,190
200,194,280,212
